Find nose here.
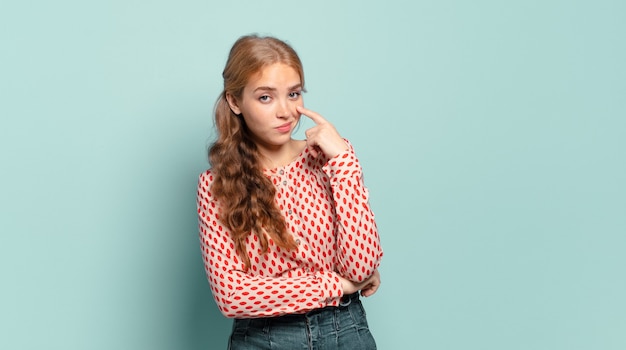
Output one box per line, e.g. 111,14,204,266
276,98,291,119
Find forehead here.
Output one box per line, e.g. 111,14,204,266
246,63,301,89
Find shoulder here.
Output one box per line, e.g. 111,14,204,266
198,168,214,183
197,169,215,200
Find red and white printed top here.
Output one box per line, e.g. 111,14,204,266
197,142,382,318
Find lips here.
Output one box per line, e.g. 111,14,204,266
275,122,292,133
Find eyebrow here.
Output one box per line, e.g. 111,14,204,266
253,83,303,93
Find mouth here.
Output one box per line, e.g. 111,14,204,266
275,122,292,133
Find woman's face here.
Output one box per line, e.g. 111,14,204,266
227,63,303,153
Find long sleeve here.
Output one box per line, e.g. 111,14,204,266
197,171,343,319
322,143,383,282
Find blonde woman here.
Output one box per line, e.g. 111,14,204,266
197,35,383,349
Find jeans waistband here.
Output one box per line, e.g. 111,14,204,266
233,292,361,325
339,292,360,307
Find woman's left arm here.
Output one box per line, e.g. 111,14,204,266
298,105,383,283
322,144,383,282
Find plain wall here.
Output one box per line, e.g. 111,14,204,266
1,0,625,349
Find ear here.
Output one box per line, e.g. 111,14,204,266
225,93,242,115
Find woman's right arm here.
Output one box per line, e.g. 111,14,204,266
197,171,344,318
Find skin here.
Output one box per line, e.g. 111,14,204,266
227,62,381,297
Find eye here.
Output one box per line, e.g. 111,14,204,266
259,95,271,103
288,91,301,99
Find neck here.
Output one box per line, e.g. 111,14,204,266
258,139,305,169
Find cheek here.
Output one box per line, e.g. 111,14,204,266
242,105,266,124
241,113,259,129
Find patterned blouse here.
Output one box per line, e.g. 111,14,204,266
197,142,383,318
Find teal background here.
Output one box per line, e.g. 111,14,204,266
1,0,624,349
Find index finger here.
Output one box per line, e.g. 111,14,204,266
296,105,327,125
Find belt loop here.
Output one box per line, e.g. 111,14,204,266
333,306,340,331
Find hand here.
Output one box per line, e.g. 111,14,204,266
360,269,381,297
297,105,348,158
337,269,381,297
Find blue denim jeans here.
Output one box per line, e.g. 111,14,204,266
227,293,376,350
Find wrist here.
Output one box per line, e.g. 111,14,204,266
326,141,348,159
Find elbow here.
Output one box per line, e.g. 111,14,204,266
217,306,236,319
340,250,383,282
341,258,382,282
214,295,238,318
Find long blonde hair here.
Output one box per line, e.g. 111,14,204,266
208,35,303,269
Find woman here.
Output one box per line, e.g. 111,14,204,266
197,34,383,349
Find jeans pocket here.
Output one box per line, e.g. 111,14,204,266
231,319,250,337
349,300,370,328
228,319,250,349
339,301,377,349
